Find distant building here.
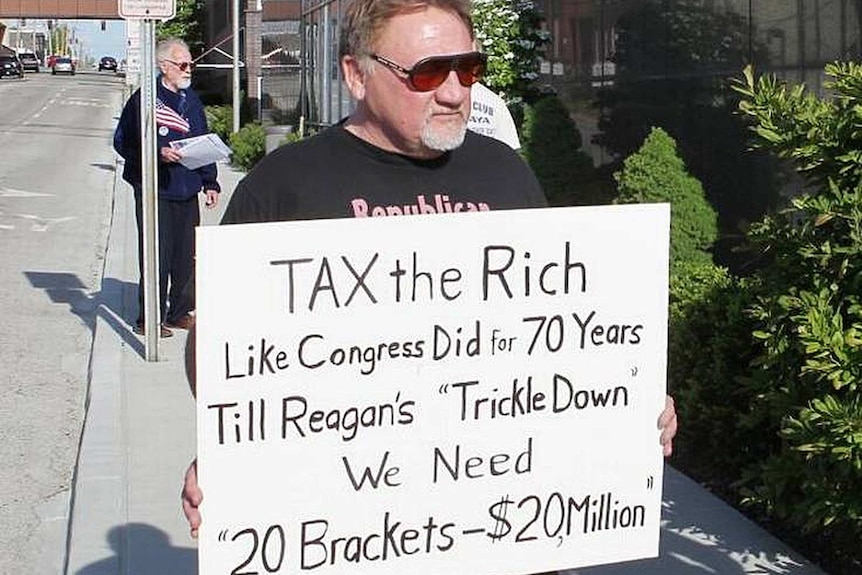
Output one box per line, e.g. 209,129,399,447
196,0,302,126
190,0,859,143
2,25,44,60
536,0,861,93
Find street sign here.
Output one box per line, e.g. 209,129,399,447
118,0,176,20
125,21,140,75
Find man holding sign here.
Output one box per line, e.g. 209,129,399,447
182,0,677,571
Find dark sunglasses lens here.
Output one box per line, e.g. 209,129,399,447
455,55,485,87
181,62,194,71
409,54,485,91
410,58,453,91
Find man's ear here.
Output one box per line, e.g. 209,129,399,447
341,55,367,101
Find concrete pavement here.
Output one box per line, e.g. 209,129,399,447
63,158,828,575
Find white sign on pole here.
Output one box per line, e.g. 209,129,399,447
196,204,670,575
125,20,140,76
118,0,176,20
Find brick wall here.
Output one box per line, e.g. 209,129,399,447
0,0,119,19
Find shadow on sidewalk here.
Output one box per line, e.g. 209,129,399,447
574,527,776,574
24,272,144,357
90,163,117,173
74,523,196,575
575,491,814,574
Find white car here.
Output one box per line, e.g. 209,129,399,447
52,57,75,75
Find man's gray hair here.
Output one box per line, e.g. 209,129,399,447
157,38,190,61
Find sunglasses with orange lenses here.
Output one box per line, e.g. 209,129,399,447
370,51,487,92
163,59,195,72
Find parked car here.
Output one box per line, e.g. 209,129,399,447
98,56,117,72
0,54,24,79
52,57,75,75
18,51,40,73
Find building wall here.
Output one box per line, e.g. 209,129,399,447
0,0,119,19
536,0,861,88
195,0,302,124
293,0,862,273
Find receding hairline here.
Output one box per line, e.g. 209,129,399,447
339,0,474,60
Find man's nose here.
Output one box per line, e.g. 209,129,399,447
434,70,468,105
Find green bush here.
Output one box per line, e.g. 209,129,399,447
472,0,549,105
667,261,762,491
521,95,596,206
280,130,304,147
730,62,862,573
205,105,233,143
615,62,861,574
614,127,718,269
228,122,266,172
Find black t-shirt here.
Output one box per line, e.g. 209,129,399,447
221,123,547,224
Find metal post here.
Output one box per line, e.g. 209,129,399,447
257,75,262,121
140,19,160,361
232,0,241,133
46,21,53,66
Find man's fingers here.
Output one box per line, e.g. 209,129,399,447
182,497,202,538
658,395,677,457
182,460,202,538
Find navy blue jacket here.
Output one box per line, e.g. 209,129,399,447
113,79,220,201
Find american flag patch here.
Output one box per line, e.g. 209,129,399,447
156,99,190,134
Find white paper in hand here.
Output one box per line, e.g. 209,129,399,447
170,133,232,170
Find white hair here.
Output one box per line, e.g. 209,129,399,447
157,38,190,61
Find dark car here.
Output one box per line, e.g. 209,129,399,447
98,56,117,72
0,55,24,79
18,51,39,72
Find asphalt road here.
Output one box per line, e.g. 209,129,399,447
0,69,127,574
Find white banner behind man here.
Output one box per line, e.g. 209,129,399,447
196,204,670,575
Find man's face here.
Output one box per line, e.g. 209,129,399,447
159,46,193,91
358,6,474,158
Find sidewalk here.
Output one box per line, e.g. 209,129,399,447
64,161,828,575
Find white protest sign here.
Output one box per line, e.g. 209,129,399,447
196,204,670,575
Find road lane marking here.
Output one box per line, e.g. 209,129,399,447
61,100,112,108
17,214,76,232
0,188,54,198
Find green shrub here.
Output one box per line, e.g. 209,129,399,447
732,62,862,573
667,261,762,491
280,130,304,147
228,122,266,172
521,95,596,206
205,105,233,143
614,127,718,269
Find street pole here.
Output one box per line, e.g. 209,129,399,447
232,0,241,133
140,19,160,360
46,21,53,65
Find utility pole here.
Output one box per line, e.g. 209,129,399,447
140,19,160,359
232,0,241,134
46,20,53,65
118,0,177,361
